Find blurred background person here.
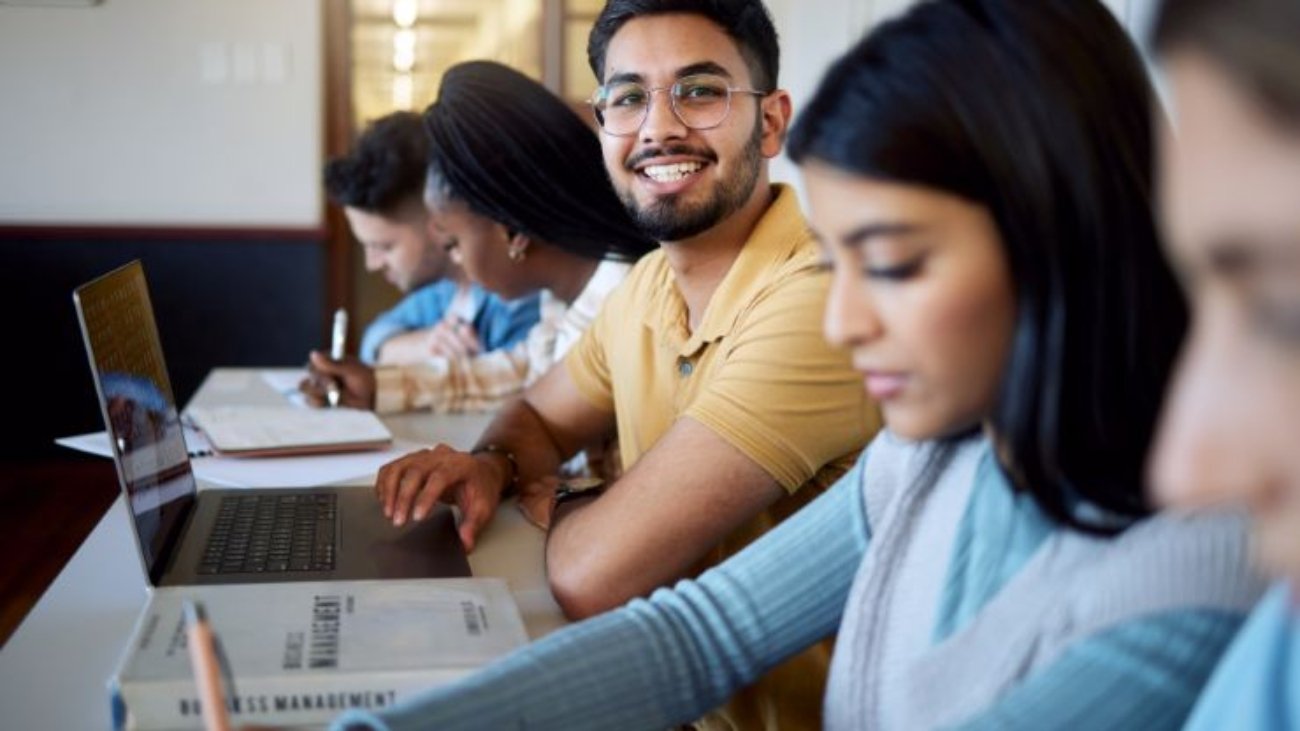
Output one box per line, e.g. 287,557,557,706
326,1,1262,729
1148,0,1300,728
304,62,655,417
323,110,540,367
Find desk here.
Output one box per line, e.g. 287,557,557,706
0,368,565,730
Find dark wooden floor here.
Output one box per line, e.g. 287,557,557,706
0,456,119,648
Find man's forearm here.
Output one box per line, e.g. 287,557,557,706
475,397,570,488
544,496,646,618
540,418,789,620
375,330,432,365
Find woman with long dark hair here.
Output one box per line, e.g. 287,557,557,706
328,2,1261,728
1147,1,1300,728
305,61,655,416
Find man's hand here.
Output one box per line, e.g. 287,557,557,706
299,351,377,409
376,319,482,365
517,475,561,530
374,443,509,551
424,318,481,360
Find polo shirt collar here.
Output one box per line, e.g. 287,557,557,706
645,184,811,357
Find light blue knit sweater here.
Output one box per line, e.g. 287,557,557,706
333,433,1263,730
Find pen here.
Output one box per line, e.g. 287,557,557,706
327,307,348,408
183,600,232,731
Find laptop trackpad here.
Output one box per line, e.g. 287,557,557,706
333,487,471,580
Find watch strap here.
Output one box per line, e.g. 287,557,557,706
553,477,606,506
470,444,519,499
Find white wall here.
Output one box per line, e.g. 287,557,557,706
0,0,322,227
766,0,873,194
0,0,1159,227
766,0,1161,201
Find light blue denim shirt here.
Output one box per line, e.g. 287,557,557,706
359,280,540,364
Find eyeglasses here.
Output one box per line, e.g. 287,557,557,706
589,73,767,137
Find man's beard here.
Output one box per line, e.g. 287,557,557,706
621,123,764,243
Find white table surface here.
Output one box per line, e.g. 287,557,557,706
0,368,564,730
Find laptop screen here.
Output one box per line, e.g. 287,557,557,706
73,261,197,584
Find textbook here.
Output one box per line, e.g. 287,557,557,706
187,405,393,457
110,578,528,730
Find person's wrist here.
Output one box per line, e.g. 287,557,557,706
372,366,408,413
360,368,378,409
471,444,519,499
550,477,605,523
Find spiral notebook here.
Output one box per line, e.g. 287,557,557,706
186,405,393,457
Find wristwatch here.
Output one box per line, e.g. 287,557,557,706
470,444,519,498
552,477,606,507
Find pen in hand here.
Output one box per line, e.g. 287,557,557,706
183,600,232,731
327,307,348,408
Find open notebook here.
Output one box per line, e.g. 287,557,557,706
187,405,393,457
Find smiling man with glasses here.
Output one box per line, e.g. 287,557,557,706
591,71,767,137
369,2,878,727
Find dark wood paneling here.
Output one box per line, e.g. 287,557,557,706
323,0,355,325
0,235,326,461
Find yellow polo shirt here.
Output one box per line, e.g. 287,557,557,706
563,184,880,730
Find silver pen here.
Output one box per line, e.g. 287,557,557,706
327,307,348,408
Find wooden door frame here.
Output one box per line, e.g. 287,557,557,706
322,0,354,344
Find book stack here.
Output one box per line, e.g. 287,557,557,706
110,578,527,730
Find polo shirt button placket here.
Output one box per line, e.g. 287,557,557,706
678,359,694,377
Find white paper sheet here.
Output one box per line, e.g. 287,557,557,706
260,368,309,407
55,431,427,488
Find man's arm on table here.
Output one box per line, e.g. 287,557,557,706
373,361,615,549
360,283,454,363
545,413,783,619
374,328,434,365
375,320,482,365
540,265,871,620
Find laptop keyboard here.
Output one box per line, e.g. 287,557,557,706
198,494,338,575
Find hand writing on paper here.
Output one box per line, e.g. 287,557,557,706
374,443,509,552
299,351,377,410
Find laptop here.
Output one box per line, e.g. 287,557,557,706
73,260,471,586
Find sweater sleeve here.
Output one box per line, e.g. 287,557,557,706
372,343,530,414
332,455,872,731
952,609,1243,731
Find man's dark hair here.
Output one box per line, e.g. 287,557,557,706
1153,0,1300,126
790,0,1187,535
323,111,427,215
588,0,780,91
423,61,656,263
